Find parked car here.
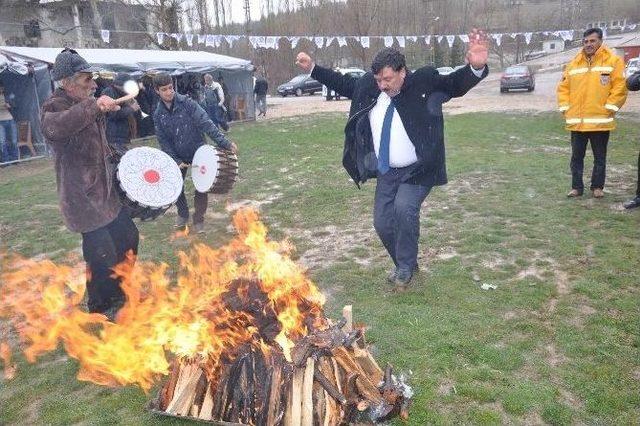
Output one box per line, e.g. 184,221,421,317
436,66,455,75
322,67,366,100
625,57,640,78
500,65,535,92
277,74,323,97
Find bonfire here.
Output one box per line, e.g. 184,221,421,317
0,209,412,424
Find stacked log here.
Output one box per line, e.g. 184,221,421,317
151,304,411,425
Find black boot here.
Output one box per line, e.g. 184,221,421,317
623,196,640,209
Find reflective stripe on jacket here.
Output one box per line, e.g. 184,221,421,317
557,45,627,132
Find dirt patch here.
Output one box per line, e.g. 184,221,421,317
225,194,284,212
559,387,584,410
554,271,570,296
521,411,546,425
436,378,456,396
544,343,568,367
285,221,378,270
516,266,546,281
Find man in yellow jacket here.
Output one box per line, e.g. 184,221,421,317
557,28,627,198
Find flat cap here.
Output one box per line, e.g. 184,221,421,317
51,48,100,81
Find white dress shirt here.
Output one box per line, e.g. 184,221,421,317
369,92,417,168
368,66,486,169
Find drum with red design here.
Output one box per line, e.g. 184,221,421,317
191,145,238,194
114,146,183,221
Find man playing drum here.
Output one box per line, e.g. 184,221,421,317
41,49,139,320
152,73,238,234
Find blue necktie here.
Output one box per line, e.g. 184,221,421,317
378,99,395,175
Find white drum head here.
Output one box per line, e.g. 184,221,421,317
117,147,183,208
191,145,220,193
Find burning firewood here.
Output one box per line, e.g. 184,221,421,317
150,303,412,425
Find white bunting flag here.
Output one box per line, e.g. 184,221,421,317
446,35,455,47
459,34,469,43
265,36,278,49
524,32,533,45
383,36,394,47
100,29,110,44
206,35,215,47
491,33,503,46
559,30,574,41
185,33,193,47
360,36,370,48
197,34,206,45
628,24,637,30
288,36,301,49
424,35,431,45
396,36,405,48
248,36,260,49
314,36,324,48
337,36,347,47
170,33,182,43
156,32,165,44
224,35,237,47
255,36,267,48
509,32,518,39
325,36,335,47
437,35,444,44
406,36,417,43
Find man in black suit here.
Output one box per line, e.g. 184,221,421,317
295,30,488,290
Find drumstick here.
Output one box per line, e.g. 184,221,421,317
114,80,140,104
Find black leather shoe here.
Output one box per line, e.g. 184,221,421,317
623,196,640,209
394,269,413,288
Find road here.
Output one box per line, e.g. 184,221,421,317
260,70,640,119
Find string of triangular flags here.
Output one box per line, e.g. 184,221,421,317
99,23,639,48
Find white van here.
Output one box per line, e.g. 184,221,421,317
322,67,366,100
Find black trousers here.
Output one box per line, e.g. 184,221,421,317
81,209,139,313
175,167,208,224
570,131,609,192
636,150,640,197
373,167,431,274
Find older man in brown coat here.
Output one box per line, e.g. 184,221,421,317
41,49,139,320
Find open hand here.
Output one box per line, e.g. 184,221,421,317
466,28,489,69
295,52,314,73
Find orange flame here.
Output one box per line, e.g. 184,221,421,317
0,208,325,390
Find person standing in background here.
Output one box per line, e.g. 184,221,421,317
203,74,228,131
557,28,628,199
0,83,19,163
254,74,269,117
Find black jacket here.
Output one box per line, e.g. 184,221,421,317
627,70,640,92
254,78,268,96
103,85,136,145
311,64,488,188
154,93,231,164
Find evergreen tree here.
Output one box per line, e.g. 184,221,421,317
450,38,465,67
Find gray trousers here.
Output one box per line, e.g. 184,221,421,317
176,167,208,224
373,166,431,274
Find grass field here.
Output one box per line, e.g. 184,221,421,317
1,112,639,425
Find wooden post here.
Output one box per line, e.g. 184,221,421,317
301,357,315,426
284,366,304,426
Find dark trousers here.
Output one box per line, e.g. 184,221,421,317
373,167,431,274
570,131,609,192
176,167,208,224
636,150,640,197
81,209,139,313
